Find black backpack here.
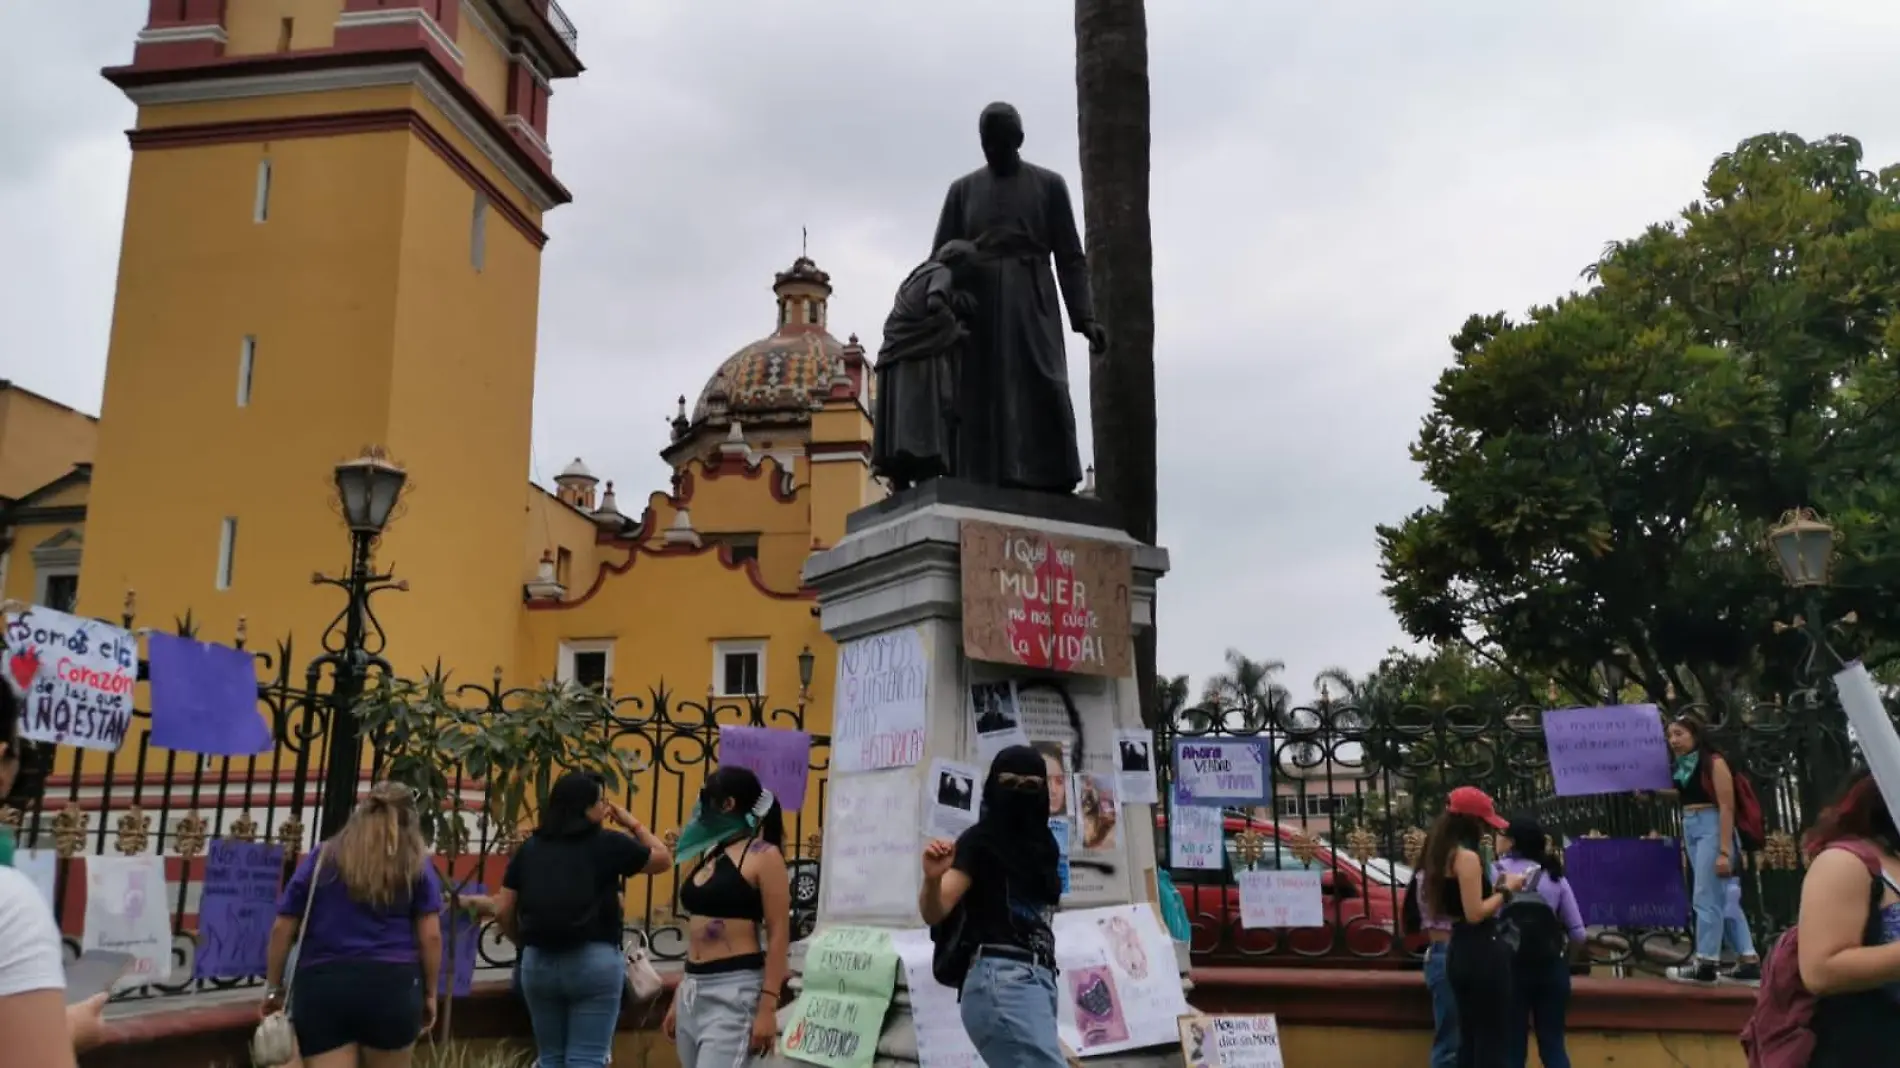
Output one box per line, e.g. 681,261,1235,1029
1496,870,1567,967
515,837,602,949
929,900,978,991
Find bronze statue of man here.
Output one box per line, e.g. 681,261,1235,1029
929,102,1105,495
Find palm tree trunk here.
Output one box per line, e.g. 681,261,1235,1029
1074,0,1157,725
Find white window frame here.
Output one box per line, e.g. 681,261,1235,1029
470,192,488,271
557,639,615,689
253,159,272,223
712,639,766,698
237,335,256,407
34,569,80,613
215,517,238,591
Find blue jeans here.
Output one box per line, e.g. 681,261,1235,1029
1683,808,1758,961
1506,956,1570,1068
1424,941,1459,1068
960,955,1066,1067
518,942,624,1068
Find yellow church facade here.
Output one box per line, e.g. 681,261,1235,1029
0,1,882,855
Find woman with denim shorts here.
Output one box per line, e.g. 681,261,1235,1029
920,745,1066,1066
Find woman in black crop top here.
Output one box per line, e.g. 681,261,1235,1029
1661,716,1760,984
663,767,791,1066
1420,787,1525,1068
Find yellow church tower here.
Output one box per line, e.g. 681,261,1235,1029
78,0,581,676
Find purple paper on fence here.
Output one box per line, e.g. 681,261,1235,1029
1541,704,1672,797
1564,837,1689,928
718,726,812,812
148,631,272,757
193,839,285,980
439,882,486,997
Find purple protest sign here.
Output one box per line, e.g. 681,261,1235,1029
193,839,285,980
1541,704,1671,797
148,632,272,757
440,883,485,997
719,726,813,812
1564,838,1689,928
1171,738,1271,807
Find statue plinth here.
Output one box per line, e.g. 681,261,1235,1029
750,492,1186,1066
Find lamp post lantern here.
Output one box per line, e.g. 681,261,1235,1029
796,644,815,704
1764,507,1850,821
315,447,408,839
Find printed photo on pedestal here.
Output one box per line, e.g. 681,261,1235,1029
925,758,980,839
969,680,1030,770
1051,905,1193,1055
1114,727,1159,805
1077,772,1120,853
1008,677,1132,903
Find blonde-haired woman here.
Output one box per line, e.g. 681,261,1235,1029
263,783,444,1067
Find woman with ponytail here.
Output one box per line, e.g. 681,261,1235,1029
264,782,442,1067
919,744,1065,1066
664,766,791,1067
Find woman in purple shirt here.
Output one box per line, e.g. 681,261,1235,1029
1494,816,1585,1068
263,783,443,1067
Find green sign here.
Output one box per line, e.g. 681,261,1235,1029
780,925,900,1068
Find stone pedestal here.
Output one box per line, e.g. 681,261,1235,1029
758,482,1186,1067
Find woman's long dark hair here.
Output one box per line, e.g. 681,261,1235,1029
1419,810,1487,918
702,766,785,848
1804,769,1898,857
537,771,604,839
1505,815,1565,879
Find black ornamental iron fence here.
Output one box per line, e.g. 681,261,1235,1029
1,607,830,1003
1154,687,1872,972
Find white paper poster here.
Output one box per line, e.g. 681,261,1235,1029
1052,905,1190,1055
892,929,983,1068
1114,728,1159,805
17,849,57,908
823,768,922,920
1015,682,1128,903
833,629,929,774
1832,662,1900,824
1238,870,1324,930
3,606,138,752
82,855,174,991
969,681,1029,772
1181,1014,1285,1068
926,758,980,839
1170,804,1224,870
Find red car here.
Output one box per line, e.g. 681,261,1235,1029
1159,811,1427,966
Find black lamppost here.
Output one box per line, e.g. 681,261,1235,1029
1765,507,1850,820
797,645,815,707
315,448,409,839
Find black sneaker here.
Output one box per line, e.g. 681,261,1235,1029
1724,961,1762,986
1667,961,1718,984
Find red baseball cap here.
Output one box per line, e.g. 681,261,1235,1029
1447,786,1507,830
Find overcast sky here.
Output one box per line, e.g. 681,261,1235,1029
6,2,1900,703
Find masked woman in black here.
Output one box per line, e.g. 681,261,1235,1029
919,745,1065,1066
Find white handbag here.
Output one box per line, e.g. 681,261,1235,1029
251,848,325,1067
625,941,664,1003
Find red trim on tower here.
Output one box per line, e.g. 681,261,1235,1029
336,0,462,71
528,541,816,612
102,45,572,208
135,0,229,68
126,109,550,249
146,0,226,26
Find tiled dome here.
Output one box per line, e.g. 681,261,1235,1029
686,256,848,429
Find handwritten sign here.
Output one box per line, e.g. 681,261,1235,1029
1238,870,1323,929
193,840,285,979
1172,739,1271,806
1542,705,1671,796
822,769,921,921
1565,838,1688,928
83,855,174,991
780,925,899,1068
1180,1014,1285,1068
1169,805,1224,871
960,521,1133,678
832,629,927,774
720,726,813,811
891,929,982,1067
3,606,136,752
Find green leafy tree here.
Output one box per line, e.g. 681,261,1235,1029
1153,673,1192,727
1379,133,1900,706
356,670,642,1038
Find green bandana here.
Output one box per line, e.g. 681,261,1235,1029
1672,751,1701,790
673,801,752,865
0,828,14,869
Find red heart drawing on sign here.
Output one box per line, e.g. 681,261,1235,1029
7,648,40,690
